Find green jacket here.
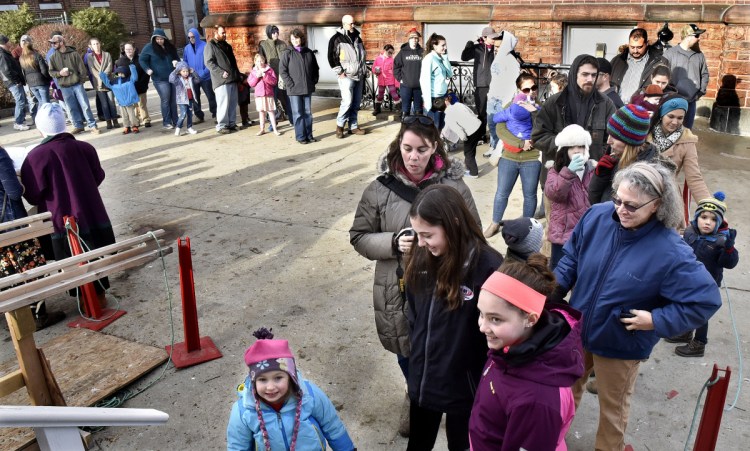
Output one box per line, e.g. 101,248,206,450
48,46,87,88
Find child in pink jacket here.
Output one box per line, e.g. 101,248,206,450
248,53,280,136
372,44,400,116
544,124,596,270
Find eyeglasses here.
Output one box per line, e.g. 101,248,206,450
402,115,435,126
612,196,660,213
521,85,538,94
188,35,196,40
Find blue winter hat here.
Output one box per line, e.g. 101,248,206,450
659,97,689,118
694,191,727,233
114,65,131,78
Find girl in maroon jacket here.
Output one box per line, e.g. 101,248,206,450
470,254,583,451
544,124,595,270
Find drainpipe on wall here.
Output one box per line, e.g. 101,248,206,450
148,0,157,29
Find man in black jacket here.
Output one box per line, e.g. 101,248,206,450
204,25,241,134
393,28,423,118
610,28,669,104
461,26,499,136
0,35,29,131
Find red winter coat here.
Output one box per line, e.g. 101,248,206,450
247,65,277,97
373,53,399,88
544,164,594,245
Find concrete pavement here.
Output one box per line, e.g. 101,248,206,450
0,91,748,450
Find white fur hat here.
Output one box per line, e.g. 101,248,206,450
555,124,592,152
35,103,67,136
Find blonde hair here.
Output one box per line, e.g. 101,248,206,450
253,53,266,64
613,162,683,229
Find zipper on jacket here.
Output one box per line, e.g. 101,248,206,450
581,226,622,345
277,412,290,450
418,291,437,406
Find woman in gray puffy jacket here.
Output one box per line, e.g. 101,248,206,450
349,116,480,436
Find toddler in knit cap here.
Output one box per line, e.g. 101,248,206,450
227,328,355,451
499,217,544,263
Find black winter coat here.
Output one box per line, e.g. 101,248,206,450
279,46,319,96
393,43,423,89
0,47,24,87
406,243,504,414
20,51,50,88
461,42,494,88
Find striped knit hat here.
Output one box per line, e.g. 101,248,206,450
607,104,651,146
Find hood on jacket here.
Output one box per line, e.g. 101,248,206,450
376,152,466,184
114,65,131,78
490,304,583,388
265,25,280,39
187,27,202,42
175,61,189,72
566,54,598,101
496,31,518,57
151,28,169,43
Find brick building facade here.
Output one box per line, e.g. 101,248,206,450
2,0,195,50
201,1,750,108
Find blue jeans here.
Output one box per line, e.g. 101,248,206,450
289,94,313,142
176,103,194,129
153,80,177,127
426,108,444,131
492,158,542,223
8,84,28,125
29,85,50,122
96,91,118,120
684,100,697,129
488,112,499,149
399,85,423,115
60,83,96,129
336,76,363,129
195,78,215,118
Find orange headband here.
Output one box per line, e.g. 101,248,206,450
481,272,546,316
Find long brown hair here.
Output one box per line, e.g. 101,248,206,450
385,119,450,175
404,185,493,310
423,33,445,57
19,42,38,71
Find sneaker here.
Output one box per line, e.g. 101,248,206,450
464,170,479,179
89,127,100,134
132,126,140,133
335,126,344,139
187,127,197,135
13,123,30,131
483,222,500,239
675,339,706,357
217,128,231,135
164,124,174,130
71,127,85,134
122,127,131,135
174,127,182,136
664,332,693,343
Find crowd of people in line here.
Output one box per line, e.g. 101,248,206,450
0,18,741,451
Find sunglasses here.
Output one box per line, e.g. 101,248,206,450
612,196,659,213
521,85,538,94
402,115,434,126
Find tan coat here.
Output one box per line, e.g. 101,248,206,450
349,154,480,357
87,51,113,92
650,128,711,203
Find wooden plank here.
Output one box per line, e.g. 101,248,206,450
0,329,169,451
0,223,54,249
0,370,24,399
414,6,491,22
0,213,51,234
0,247,173,312
0,237,169,292
5,310,51,407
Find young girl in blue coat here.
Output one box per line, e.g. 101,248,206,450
226,328,355,451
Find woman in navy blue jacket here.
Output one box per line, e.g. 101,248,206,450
553,161,721,451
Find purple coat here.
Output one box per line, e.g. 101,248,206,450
20,133,111,237
545,164,594,245
247,66,277,97
469,305,584,451
492,102,536,140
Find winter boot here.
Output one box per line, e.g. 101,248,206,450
372,103,382,116
32,302,66,331
665,331,693,343
106,119,113,129
675,339,705,357
112,119,121,128
335,125,344,139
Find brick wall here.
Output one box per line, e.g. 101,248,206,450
203,1,750,105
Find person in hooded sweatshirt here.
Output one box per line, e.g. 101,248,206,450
470,254,583,451
259,24,292,125
393,28,423,118
486,30,520,152
183,28,214,121
140,28,179,129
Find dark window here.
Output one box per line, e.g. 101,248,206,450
153,0,168,18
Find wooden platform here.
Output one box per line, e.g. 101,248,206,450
0,329,168,451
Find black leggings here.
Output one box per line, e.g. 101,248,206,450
406,403,470,451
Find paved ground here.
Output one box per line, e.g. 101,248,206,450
0,90,749,450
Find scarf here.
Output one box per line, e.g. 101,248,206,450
652,124,683,153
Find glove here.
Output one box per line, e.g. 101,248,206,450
725,228,737,250
568,154,585,172
595,154,618,177
465,40,475,49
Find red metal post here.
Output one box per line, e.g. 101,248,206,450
683,180,691,225
64,216,126,331
165,237,222,368
693,365,732,451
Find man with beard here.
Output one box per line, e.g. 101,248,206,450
664,24,709,129
609,28,669,105
205,25,241,134
532,54,617,165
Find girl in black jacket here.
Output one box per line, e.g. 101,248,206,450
404,184,503,451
